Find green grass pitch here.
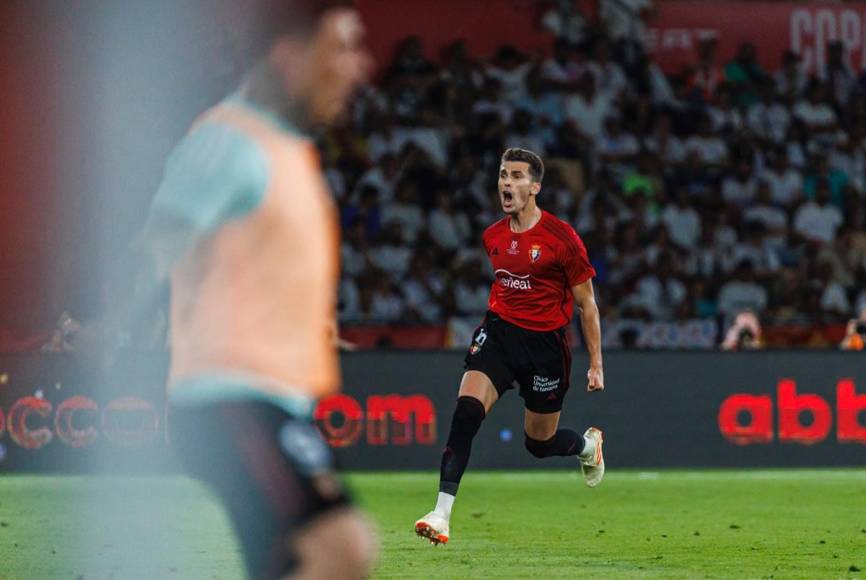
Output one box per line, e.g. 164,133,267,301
0,470,864,579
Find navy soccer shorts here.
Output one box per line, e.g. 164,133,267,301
464,311,573,413
170,399,350,578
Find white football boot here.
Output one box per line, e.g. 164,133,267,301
580,427,605,487
414,511,450,545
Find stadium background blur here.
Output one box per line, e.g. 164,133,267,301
5,0,866,353
1,1,866,578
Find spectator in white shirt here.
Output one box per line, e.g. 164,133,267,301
541,37,586,90
381,180,425,243
347,273,405,324
721,160,758,207
473,77,513,124
684,115,728,168
505,108,548,157
370,222,413,279
717,261,769,320
793,82,837,134
429,190,471,252
540,0,589,44
486,45,532,105
367,116,402,162
815,259,850,319
596,116,640,179
341,219,372,277
774,49,807,99
564,72,612,142
589,37,629,99
661,188,701,249
402,253,448,323
644,114,685,165
793,181,843,244
707,86,744,134
724,222,781,278
743,182,789,247
634,253,688,320
368,276,405,323
760,149,803,208
454,259,491,316
354,153,401,203
747,81,790,143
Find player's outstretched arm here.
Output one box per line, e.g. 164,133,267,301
571,279,604,392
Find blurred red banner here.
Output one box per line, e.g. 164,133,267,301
649,1,866,74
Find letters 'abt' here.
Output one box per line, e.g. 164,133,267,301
718,379,866,445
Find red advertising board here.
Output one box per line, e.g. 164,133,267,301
649,1,866,75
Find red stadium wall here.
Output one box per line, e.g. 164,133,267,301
649,1,866,74
356,0,554,66
358,0,866,74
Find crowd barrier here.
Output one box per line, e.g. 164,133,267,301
0,351,863,473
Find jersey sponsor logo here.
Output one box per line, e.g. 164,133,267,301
469,327,488,355
506,239,519,255
529,244,542,263
532,375,560,392
495,269,532,290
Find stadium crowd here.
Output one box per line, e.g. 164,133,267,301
324,8,866,348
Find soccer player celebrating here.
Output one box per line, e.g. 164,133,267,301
133,2,375,578
415,148,605,545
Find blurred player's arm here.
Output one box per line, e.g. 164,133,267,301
571,279,604,392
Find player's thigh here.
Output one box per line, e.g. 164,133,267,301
457,370,500,413
170,400,350,577
524,408,561,440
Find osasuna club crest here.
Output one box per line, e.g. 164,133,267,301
529,244,542,263
469,327,488,355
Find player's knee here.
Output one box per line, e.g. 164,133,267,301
450,396,486,435
524,434,553,458
295,508,377,579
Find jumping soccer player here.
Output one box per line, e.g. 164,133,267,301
133,2,375,578
414,148,605,545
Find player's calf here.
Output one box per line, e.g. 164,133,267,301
524,429,584,458
439,396,486,495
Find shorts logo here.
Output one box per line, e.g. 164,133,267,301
506,240,519,255
532,375,560,392
469,327,488,355
529,244,542,263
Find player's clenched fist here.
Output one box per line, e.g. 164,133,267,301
587,367,604,392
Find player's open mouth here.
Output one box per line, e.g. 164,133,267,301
502,191,513,203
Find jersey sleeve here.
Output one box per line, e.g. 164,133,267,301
148,122,268,239
140,122,269,275
561,227,596,287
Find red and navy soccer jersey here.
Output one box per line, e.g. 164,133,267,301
482,210,595,331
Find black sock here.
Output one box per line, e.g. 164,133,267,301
524,429,585,458
439,396,486,495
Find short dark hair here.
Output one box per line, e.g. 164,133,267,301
216,0,354,64
501,148,544,182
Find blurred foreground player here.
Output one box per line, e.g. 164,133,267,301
135,2,375,578
415,148,605,545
